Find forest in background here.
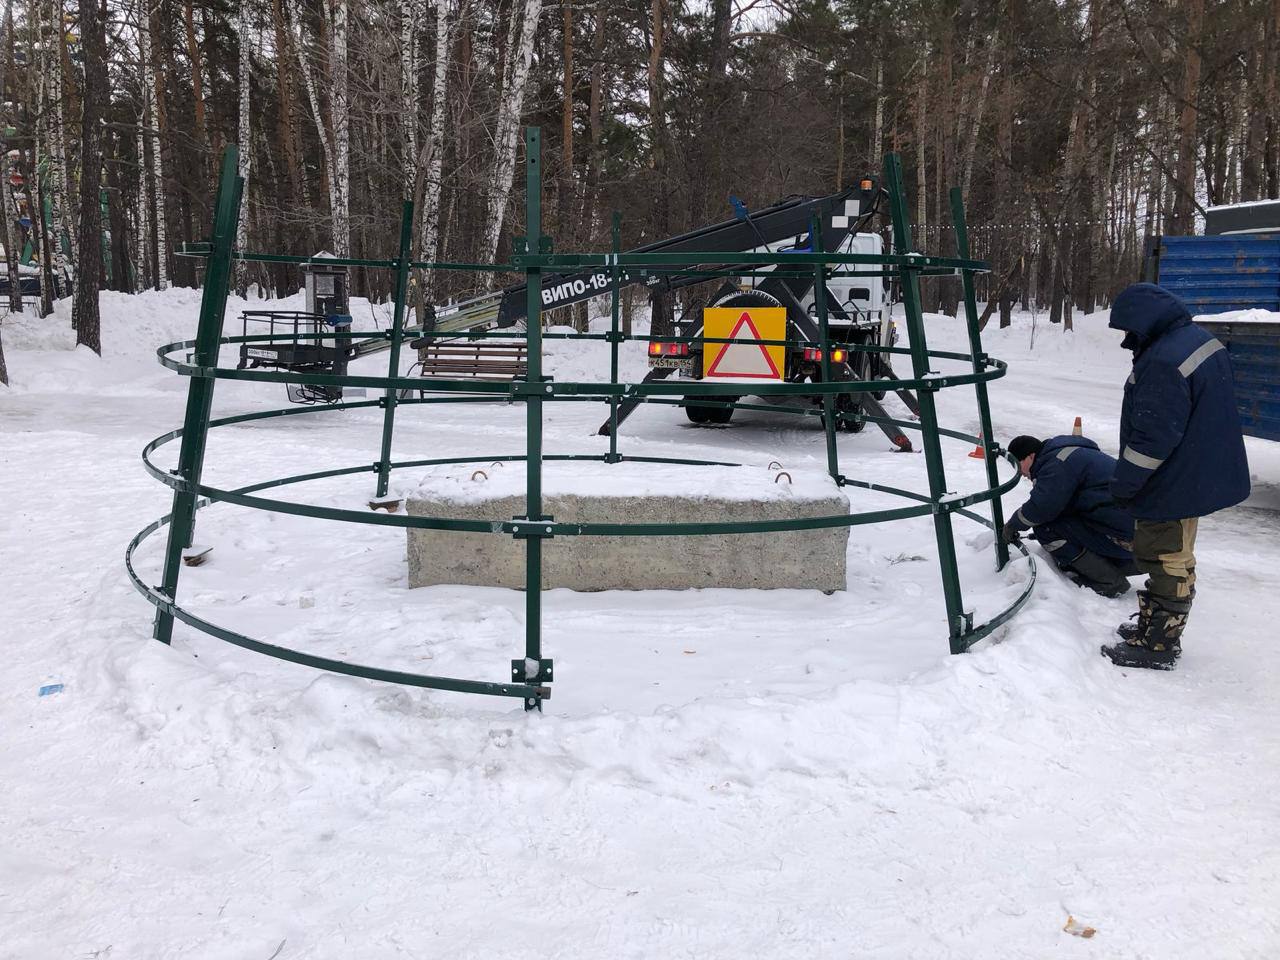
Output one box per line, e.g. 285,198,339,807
0,0,1279,366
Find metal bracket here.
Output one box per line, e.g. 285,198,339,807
602,330,627,344
511,658,554,684
538,235,554,254
509,379,557,398
512,235,527,256
507,516,556,539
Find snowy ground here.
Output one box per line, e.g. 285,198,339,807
2,289,1278,958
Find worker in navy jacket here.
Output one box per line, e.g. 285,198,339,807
1101,283,1250,670
1002,434,1137,598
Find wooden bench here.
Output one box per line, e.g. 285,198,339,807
407,338,528,394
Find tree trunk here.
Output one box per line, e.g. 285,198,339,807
1169,0,1204,232
272,0,305,230
329,0,350,257
134,114,150,290
561,0,574,230
419,0,451,301
870,55,884,170
287,0,339,254
480,0,544,266
400,0,417,196
183,0,207,156
72,0,106,353
0,0,22,313
138,0,168,288
235,0,251,292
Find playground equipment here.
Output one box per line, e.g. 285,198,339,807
126,127,1036,711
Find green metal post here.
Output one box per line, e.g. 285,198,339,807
375,201,415,499
883,153,970,653
950,186,1008,569
152,147,243,644
606,211,622,461
812,214,840,482
522,127,546,709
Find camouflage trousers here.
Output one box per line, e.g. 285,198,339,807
1133,517,1199,603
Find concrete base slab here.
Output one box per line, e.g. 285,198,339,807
405,462,849,592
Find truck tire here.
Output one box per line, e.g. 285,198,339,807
684,399,712,424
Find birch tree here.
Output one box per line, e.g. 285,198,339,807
137,0,167,289
45,0,70,292
287,0,339,255
400,0,417,194
480,0,543,265
0,0,22,314
235,0,252,291
419,0,451,298
329,0,350,257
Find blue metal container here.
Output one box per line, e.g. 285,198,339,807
1152,235,1280,314
1196,317,1280,442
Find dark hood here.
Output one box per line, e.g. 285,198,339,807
1108,283,1192,345
1032,435,1099,478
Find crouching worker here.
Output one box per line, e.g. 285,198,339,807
1100,283,1250,670
1002,434,1137,598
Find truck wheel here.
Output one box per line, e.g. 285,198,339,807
708,398,737,424
684,399,711,424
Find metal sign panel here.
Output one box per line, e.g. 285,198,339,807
702,307,786,379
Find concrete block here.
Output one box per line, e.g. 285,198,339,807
404,463,848,592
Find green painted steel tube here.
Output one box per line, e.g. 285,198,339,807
126,514,545,701
522,127,545,705
607,212,622,460
810,215,840,481
884,153,969,653
511,250,987,270
950,187,1009,570
375,201,415,498
152,146,242,645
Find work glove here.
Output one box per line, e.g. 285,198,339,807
1000,520,1022,546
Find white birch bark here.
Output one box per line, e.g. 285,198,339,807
236,0,251,287
286,0,339,254
400,0,417,193
135,110,150,290
138,0,167,288
480,0,543,265
960,34,998,197
870,54,884,168
420,0,450,284
329,0,350,257
47,0,71,284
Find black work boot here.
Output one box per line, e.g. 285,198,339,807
1063,550,1134,599
1115,590,1153,642
1101,595,1191,670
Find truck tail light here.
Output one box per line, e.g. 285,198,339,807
648,341,689,357
803,347,849,363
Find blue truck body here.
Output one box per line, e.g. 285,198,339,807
1149,234,1280,442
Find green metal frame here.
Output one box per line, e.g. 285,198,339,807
130,134,1034,711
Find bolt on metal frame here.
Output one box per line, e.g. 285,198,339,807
129,129,1035,711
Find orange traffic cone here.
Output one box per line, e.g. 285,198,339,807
968,435,986,459
1072,416,1083,436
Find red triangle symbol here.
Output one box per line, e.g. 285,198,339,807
705,311,782,379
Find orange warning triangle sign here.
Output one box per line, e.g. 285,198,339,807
705,311,783,379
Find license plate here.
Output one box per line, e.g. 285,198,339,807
246,348,275,360
649,357,693,372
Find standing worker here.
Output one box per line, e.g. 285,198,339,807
1002,434,1137,598
1101,283,1251,670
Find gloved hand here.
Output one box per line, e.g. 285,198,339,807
1000,520,1022,546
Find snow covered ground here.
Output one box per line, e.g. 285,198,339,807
2,290,1278,958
